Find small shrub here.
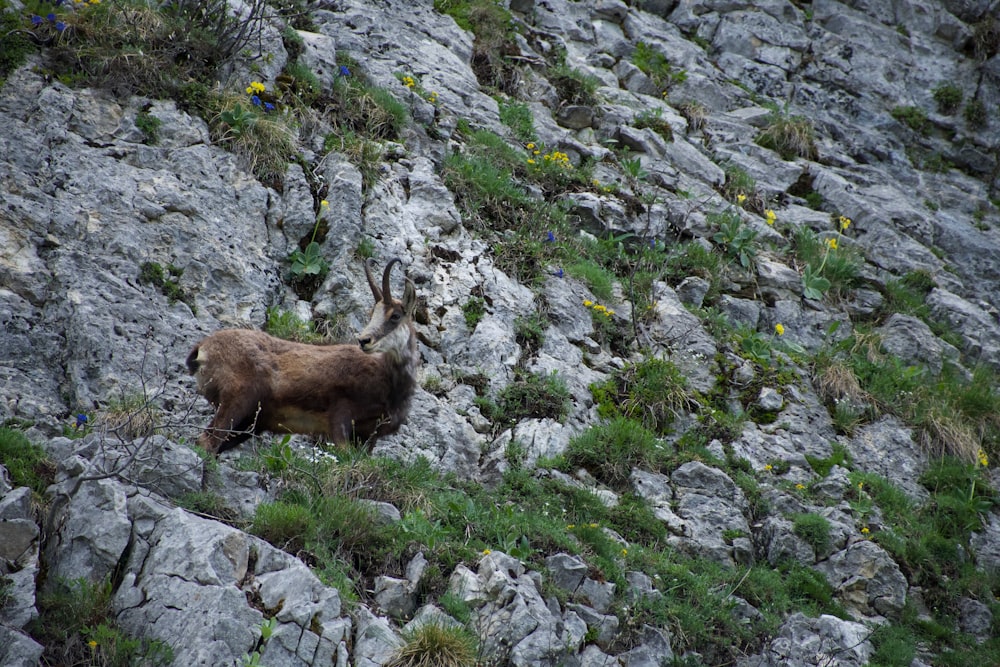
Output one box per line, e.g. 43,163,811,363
891,105,930,134
634,107,674,142
963,98,987,129
931,83,963,115
135,111,162,144
514,311,547,353
461,296,486,330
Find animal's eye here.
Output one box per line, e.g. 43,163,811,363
390,312,402,322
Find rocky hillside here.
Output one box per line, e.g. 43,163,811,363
2,0,1000,665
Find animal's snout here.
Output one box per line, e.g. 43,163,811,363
358,336,371,349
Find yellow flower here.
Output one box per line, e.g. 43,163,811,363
774,323,785,336
764,464,773,471
861,526,870,535
320,200,329,208
737,193,747,205
482,548,491,555
826,237,838,250
621,548,628,556
246,81,266,95
978,449,989,467
606,310,615,316
858,482,864,490
589,523,598,528
583,300,593,308
839,215,851,231
526,142,535,150
402,75,415,88
527,159,535,164
88,640,98,649
795,483,805,490
566,524,575,529
765,209,776,226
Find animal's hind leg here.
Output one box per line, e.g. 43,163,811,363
199,394,261,455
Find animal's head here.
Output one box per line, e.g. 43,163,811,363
358,258,417,354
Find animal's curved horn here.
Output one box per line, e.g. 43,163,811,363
364,258,382,301
382,258,402,302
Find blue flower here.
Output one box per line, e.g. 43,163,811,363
552,268,564,278
250,95,261,106
55,21,66,32
545,231,555,243
75,414,88,429
31,15,42,25
47,13,56,22
339,65,351,77
263,102,275,112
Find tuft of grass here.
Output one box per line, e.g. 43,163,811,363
631,40,687,91
264,307,327,343
791,512,832,555
211,91,298,184
0,426,54,496
565,259,615,302
561,417,666,489
756,112,818,160
547,60,600,106
477,369,573,428
434,0,518,93
386,623,478,667
498,98,536,143
591,358,693,435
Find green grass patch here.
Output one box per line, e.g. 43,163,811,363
590,357,693,435
0,426,55,496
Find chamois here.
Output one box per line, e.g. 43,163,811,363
186,258,418,455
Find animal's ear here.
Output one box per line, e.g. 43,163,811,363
402,278,418,317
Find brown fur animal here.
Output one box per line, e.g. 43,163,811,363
187,258,418,454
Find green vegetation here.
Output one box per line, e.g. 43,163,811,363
591,358,693,435
476,369,572,429
931,83,963,115
31,577,172,667
756,111,818,160
138,261,197,313
461,296,486,330
791,512,832,555
631,41,687,92
0,427,53,496
891,105,930,134
386,623,478,667
135,110,162,144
